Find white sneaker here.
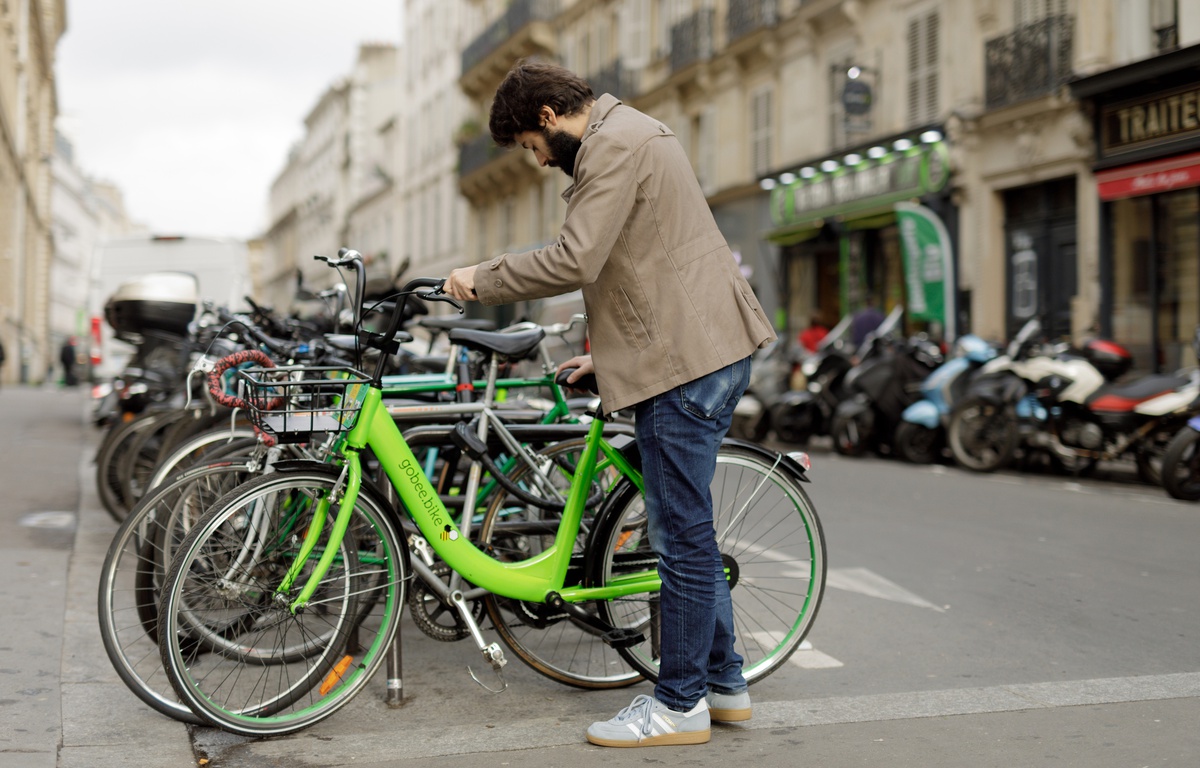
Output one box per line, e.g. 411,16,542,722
586,694,711,747
706,689,751,722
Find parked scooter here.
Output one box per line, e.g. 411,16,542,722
731,314,856,444
948,318,1199,481
830,306,944,457
893,333,997,464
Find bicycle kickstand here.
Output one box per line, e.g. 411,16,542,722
448,591,508,693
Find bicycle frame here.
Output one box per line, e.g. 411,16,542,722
281,382,648,612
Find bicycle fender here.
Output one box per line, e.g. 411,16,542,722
719,437,812,483
258,460,404,525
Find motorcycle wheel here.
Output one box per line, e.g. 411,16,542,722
1160,428,1200,500
831,410,872,457
730,411,770,443
948,397,1019,472
769,401,817,445
894,421,942,464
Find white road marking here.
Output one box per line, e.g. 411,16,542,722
826,567,945,612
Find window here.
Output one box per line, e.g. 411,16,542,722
1013,0,1067,25
906,9,940,126
750,86,773,178
621,0,651,68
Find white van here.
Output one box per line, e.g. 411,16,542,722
88,235,251,380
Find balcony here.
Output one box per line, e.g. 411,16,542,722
985,15,1074,111
728,0,778,44
458,133,503,180
588,59,631,100
670,9,715,74
460,0,559,98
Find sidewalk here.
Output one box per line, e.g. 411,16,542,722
3,385,1197,767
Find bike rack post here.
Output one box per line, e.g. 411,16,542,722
385,631,405,707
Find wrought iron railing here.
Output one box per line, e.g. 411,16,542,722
458,133,505,178
984,15,1074,111
728,0,778,44
461,0,559,75
589,59,629,99
670,9,715,73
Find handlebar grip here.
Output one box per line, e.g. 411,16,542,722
555,368,598,395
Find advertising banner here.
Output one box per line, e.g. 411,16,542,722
894,201,956,341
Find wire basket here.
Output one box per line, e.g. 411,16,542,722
235,366,371,443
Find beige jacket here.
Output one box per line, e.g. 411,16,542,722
473,94,776,412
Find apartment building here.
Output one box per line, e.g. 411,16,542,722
445,0,1200,373
262,43,399,308
0,0,66,385
49,130,138,373
398,0,473,288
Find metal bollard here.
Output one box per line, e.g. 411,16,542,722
385,631,405,708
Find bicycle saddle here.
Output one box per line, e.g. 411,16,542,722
448,327,545,361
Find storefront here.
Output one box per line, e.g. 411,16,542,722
1072,45,1200,372
761,128,956,344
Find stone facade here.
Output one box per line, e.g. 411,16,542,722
0,0,66,385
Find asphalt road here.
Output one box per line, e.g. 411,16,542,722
2,386,1197,767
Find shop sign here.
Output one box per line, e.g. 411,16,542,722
770,142,950,228
1096,151,1200,200
894,202,956,342
1100,83,1200,159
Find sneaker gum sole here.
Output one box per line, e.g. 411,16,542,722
709,705,752,723
586,729,712,748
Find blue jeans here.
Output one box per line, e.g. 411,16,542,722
632,356,752,711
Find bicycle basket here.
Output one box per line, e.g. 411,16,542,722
235,366,371,443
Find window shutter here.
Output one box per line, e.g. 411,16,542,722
907,10,940,126
750,87,773,177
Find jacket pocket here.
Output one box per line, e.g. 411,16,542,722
610,286,653,351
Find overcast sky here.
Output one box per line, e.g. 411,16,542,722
56,2,401,241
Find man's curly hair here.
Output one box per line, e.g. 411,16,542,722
489,59,595,147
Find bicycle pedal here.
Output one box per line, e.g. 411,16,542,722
601,628,645,648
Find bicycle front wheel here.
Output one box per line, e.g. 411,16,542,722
98,458,260,724
593,442,826,684
157,468,407,736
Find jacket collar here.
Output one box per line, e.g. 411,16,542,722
561,94,623,202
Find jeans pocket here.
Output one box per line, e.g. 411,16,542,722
680,358,749,420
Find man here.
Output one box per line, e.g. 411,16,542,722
444,59,776,747
851,296,885,347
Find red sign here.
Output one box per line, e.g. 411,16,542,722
1097,151,1200,200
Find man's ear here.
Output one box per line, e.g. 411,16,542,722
539,105,558,129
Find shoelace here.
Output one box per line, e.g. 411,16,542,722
616,695,660,736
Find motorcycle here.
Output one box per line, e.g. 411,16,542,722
948,318,1199,481
731,314,856,444
893,333,997,464
1153,329,1200,500
830,306,944,457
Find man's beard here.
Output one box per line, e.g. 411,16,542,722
544,127,582,178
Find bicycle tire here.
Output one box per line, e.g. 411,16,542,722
95,410,171,521
592,441,826,685
145,427,260,492
118,408,191,509
98,458,261,724
158,467,407,736
478,437,643,689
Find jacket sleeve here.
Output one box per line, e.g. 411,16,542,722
474,133,640,306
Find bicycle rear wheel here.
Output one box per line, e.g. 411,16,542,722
98,458,260,723
593,442,826,684
157,467,406,736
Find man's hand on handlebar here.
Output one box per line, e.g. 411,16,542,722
444,266,478,302
555,355,595,389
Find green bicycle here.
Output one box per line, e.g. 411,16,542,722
156,254,826,737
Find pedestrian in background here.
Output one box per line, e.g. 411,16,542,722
798,313,829,353
60,337,78,386
444,58,775,748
